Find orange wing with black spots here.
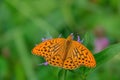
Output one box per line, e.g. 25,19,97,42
63,41,96,69
32,38,66,67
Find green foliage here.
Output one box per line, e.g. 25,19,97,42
0,0,120,80
94,43,120,68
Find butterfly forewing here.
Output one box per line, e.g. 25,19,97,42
32,38,66,67
63,41,96,69
72,41,96,68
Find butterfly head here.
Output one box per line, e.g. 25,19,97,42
67,33,74,41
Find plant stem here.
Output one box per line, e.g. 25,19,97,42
64,70,67,80
80,74,87,80
58,69,67,80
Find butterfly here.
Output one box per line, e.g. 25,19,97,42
32,34,96,70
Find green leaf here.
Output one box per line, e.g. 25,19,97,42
94,43,120,69
82,32,94,51
85,43,120,75
83,32,93,45
13,29,37,80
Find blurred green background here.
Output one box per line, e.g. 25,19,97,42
0,0,120,80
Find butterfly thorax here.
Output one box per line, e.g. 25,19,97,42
62,35,73,61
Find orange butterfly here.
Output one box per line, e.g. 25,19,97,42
32,34,96,70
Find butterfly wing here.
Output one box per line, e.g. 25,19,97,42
32,38,66,67
63,41,96,70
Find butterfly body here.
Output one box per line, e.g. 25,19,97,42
32,34,96,70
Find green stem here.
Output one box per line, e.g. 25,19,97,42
58,69,67,80
82,76,86,80
80,74,87,80
64,70,67,80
